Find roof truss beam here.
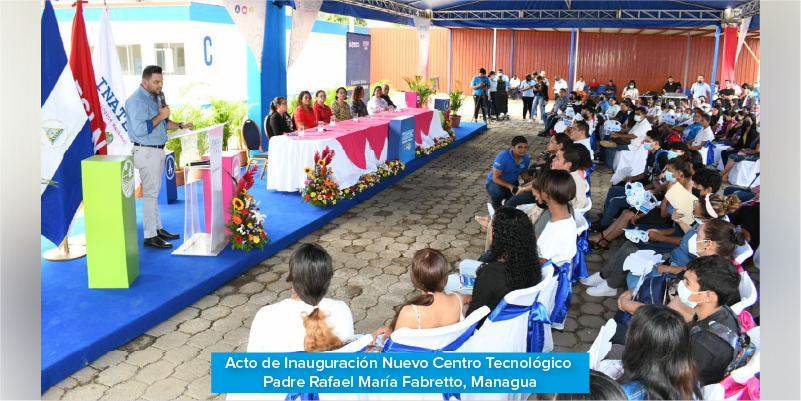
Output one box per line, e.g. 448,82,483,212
331,0,425,18
734,0,760,18
433,9,723,21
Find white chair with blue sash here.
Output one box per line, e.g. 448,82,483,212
368,307,490,401
734,243,753,265
729,159,760,187
460,264,554,401
701,140,715,166
731,271,757,316
571,208,590,291
227,336,374,401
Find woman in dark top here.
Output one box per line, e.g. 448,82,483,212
462,207,542,322
720,113,757,166
349,85,368,117
267,96,293,138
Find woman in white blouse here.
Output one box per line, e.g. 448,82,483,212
247,243,354,353
367,86,389,115
622,80,639,102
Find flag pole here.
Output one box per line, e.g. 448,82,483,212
43,202,87,261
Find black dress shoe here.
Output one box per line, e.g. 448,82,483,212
144,237,173,249
157,228,180,240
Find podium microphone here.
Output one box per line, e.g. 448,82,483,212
158,91,167,108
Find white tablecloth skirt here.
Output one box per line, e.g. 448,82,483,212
418,110,450,149
266,135,388,192
729,159,760,187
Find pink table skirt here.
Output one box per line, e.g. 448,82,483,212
287,121,389,170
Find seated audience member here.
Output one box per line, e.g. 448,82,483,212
724,184,758,203
381,84,396,108
604,96,620,120
267,96,294,137
688,114,714,151
646,100,663,123
367,85,389,115
597,94,610,113
247,243,353,352
330,87,353,122
536,169,578,264
622,80,639,101
589,154,694,251
293,90,317,129
371,249,464,348
539,89,570,137
349,85,368,117
616,305,703,400
680,109,703,141
312,90,333,124
569,120,593,159
587,78,602,101
446,207,541,328
583,193,737,297
600,107,651,170
719,113,757,165
719,135,759,184
591,130,669,232
554,370,627,400
483,136,532,210
605,79,617,99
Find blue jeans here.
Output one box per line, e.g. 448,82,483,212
486,181,513,210
532,96,545,122
506,191,536,208
601,186,628,226
724,186,757,202
588,90,599,101
604,144,630,169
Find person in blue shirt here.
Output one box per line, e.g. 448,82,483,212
682,109,704,142
470,68,491,123
484,136,532,209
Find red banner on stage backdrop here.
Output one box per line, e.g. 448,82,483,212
70,1,107,155
720,26,738,85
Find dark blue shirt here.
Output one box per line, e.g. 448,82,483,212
486,150,530,185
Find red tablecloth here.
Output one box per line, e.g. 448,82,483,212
333,119,390,160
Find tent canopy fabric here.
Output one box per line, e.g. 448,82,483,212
318,0,759,29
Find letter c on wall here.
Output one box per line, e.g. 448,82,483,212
204,36,213,66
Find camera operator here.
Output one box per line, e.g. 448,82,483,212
471,67,491,123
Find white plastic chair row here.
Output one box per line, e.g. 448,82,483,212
731,270,758,316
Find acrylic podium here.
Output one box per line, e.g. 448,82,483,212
166,123,229,256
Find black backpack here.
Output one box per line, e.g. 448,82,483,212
690,305,756,377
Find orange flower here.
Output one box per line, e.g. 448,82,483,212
233,216,242,225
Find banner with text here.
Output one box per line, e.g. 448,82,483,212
287,0,323,71
346,32,371,87
222,0,267,71
212,353,589,394
413,16,431,80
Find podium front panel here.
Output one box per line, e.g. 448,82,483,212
202,150,241,234
81,155,140,288
405,91,420,108
158,150,178,205
388,116,416,164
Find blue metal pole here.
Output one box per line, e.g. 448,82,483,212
447,29,452,93
260,4,287,150
510,30,515,79
711,25,721,90
568,28,575,94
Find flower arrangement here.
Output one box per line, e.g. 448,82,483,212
226,166,269,252
377,158,405,180
301,147,341,207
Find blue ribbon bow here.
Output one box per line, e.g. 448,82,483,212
704,140,715,165
586,164,595,189
443,393,462,400
381,321,480,353
572,231,590,284
550,261,573,325
285,393,319,400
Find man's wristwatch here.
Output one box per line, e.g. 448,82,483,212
179,122,184,129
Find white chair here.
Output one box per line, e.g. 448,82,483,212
734,243,753,265
575,197,593,215
373,307,490,401
728,159,760,187
612,145,648,178
571,208,591,293
461,266,554,401
226,336,374,401
753,246,760,269
731,271,757,315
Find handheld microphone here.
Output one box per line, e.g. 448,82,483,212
158,92,167,108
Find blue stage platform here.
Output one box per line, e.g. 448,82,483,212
40,122,486,391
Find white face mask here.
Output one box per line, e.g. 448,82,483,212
634,115,642,122
574,113,584,121
688,233,699,256
677,281,708,308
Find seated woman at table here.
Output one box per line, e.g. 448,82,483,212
349,85,368,118
312,90,333,125
330,87,352,122
293,90,317,129
268,96,293,138
367,85,389,115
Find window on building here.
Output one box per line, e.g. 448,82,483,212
154,43,186,75
117,44,143,76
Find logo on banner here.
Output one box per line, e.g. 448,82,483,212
122,159,135,198
105,131,114,144
235,5,241,12
166,154,176,180
349,41,360,48
42,119,72,149
363,41,370,50
402,129,414,144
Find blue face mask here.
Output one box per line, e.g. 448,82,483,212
682,113,690,119
756,126,760,133
665,171,677,182
643,143,653,151
669,101,675,106
666,151,678,159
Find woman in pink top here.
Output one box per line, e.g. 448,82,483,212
293,90,317,129
312,90,333,124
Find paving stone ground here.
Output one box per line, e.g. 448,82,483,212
44,98,759,400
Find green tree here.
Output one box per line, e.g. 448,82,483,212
321,13,366,26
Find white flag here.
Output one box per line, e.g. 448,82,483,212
413,16,431,79
222,0,267,71
93,6,139,187
287,0,323,71
735,16,752,64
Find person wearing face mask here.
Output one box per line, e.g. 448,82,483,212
519,74,536,122
646,99,663,124
720,113,757,164
690,75,711,105
538,89,570,137
622,80,639,101
600,107,651,170
688,114,714,151
680,108,704,141
553,75,568,98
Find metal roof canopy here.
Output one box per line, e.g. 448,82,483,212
319,0,760,30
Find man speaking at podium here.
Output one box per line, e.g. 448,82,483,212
126,65,194,249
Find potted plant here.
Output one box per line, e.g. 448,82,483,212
403,76,435,108
448,82,466,128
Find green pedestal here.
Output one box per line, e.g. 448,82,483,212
81,155,140,288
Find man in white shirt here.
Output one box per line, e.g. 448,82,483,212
509,75,521,100
553,75,568,98
570,120,594,160
689,114,714,150
690,75,711,104
600,107,651,169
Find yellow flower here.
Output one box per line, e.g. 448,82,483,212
248,223,252,228
310,192,316,197
304,167,312,174
317,159,326,167
232,198,245,210
240,189,247,195
333,200,337,205
253,237,260,244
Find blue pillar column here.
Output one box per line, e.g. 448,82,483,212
568,28,575,94
259,4,287,150
711,25,721,92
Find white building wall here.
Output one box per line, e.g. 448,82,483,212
286,32,347,96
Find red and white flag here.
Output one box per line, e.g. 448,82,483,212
70,0,107,155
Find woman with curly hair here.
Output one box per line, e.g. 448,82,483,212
446,207,542,327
